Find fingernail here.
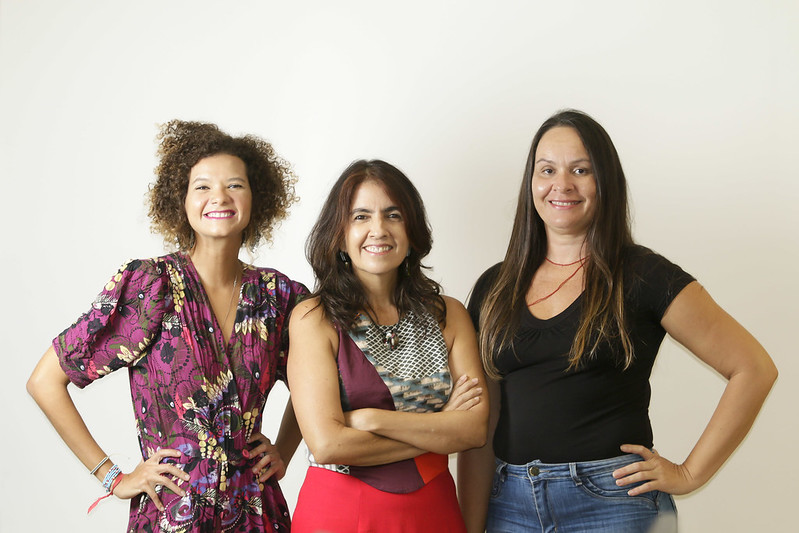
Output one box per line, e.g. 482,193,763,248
242,449,250,458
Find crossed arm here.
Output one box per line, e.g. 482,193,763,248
287,296,489,466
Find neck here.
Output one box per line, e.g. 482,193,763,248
545,232,589,265
357,271,399,325
188,239,242,287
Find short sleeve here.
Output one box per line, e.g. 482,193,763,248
467,263,502,332
54,258,169,388
627,247,696,321
276,275,310,383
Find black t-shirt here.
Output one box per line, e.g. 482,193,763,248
468,245,695,464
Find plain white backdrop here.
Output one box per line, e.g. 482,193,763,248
1,1,796,531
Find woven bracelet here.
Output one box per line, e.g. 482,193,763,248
101,464,122,492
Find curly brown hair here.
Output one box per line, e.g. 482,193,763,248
148,120,298,251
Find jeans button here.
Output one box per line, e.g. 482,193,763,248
528,466,540,476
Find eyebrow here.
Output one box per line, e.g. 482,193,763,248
535,158,591,165
190,175,247,183
350,206,401,215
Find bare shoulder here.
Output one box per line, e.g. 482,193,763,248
442,294,470,323
291,297,326,324
440,294,476,345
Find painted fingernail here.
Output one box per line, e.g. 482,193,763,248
242,449,250,458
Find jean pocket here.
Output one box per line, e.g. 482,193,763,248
490,467,505,499
577,471,658,508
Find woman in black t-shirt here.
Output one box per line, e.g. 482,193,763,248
457,110,777,533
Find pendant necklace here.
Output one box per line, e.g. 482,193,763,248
220,270,240,334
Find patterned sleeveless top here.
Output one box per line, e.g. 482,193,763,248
309,309,453,493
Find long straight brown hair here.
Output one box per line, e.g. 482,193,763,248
306,159,445,330
479,110,634,379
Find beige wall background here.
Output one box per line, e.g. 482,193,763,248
2,1,796,531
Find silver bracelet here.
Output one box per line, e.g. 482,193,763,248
89,456,110,476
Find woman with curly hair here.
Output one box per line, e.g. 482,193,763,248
287,160,489,532
27,120,307,532
458,110,777,532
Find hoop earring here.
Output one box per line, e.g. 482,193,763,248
339,251,351,269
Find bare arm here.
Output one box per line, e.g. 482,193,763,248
245,399,303,483
27,346,189,510
287,299,425,466
614,281,778,495
458,377,501,533
274,398,303,467
345,297,489,454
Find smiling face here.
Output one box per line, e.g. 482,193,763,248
532,126,597,238
343,179,409,284
184,153,252,246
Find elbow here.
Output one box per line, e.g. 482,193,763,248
26,370,45,403
754,351,778,392
470,424,489,450
764,359,778,390
457,416,489,452
305,435,345,465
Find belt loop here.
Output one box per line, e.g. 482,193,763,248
569,462,582,486
495,459,507,482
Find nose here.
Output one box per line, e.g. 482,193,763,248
210,185,230,204
552,172,574,192
368,216,387,237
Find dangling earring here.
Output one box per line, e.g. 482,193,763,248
339,251,351,269
404,249,411,276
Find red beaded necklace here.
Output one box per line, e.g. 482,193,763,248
527,257,587,308
545,256,585,267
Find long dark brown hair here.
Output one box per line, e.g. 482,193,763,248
306,159,445,330
479,110,634,378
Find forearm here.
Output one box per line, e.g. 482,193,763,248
308,422,425,466
274,399,302,466
682,365,777,487
351,408,488,455
458,442,495,533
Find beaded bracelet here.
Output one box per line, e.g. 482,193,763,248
101,464,122,492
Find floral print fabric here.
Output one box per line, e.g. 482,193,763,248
55,252,307,532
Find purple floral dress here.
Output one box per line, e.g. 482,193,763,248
55,252,307,532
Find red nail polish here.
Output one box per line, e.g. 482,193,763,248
242,449,250,458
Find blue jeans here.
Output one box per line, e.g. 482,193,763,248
486,455,677,533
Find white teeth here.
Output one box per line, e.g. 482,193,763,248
205,212,233,218
364,245,391,253
551,200,578,206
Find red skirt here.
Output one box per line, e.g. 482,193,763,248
292,467,467,533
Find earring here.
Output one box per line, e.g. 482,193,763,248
404,250,411,276
339,251,351,269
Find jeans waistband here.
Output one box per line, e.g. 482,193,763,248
495,453,643,481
